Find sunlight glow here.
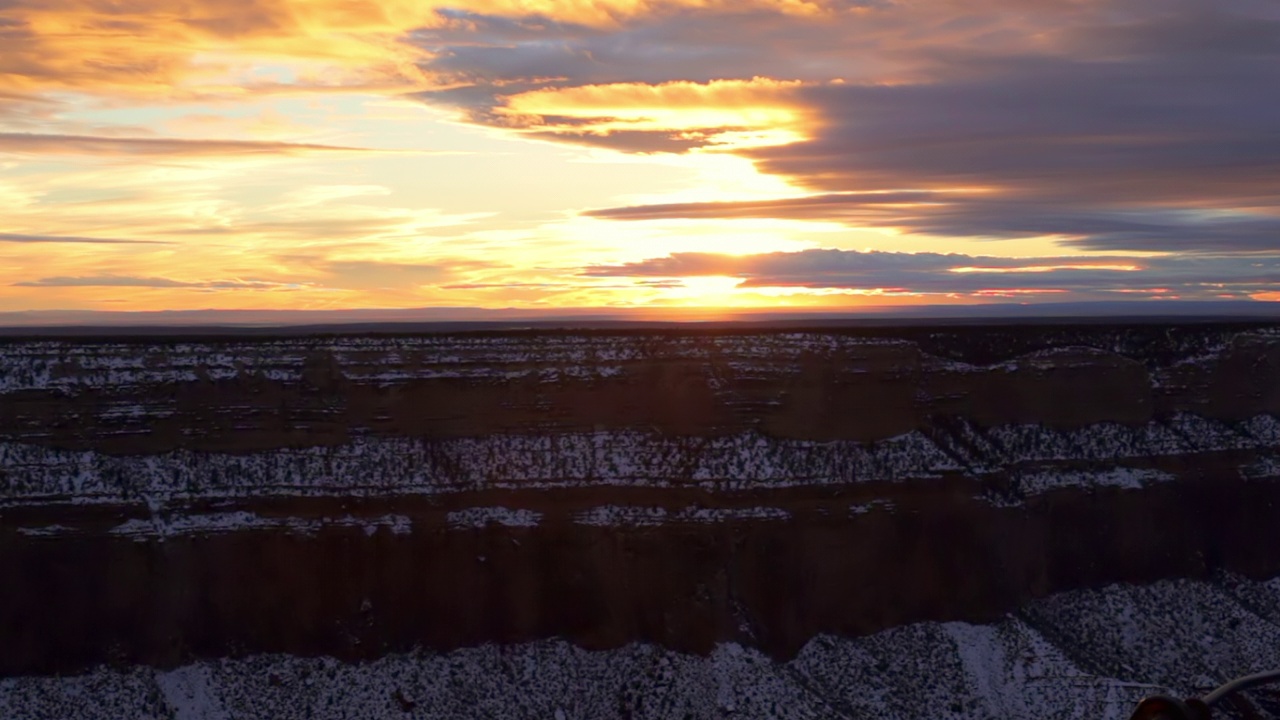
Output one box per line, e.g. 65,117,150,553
500,79,809,146
1,0,1272,314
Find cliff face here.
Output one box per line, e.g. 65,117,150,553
3,324,1279,450
3,323,1280,716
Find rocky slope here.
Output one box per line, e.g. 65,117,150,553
8,574,1280,720
2,322,1280,717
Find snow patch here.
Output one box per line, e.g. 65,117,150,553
105,513,412,540
156,666,231,720
447,507,542,529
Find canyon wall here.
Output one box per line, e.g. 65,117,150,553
3,322,1280,717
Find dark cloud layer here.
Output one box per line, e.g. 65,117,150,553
416,0,1280,256
587,195,1280,253
727,46,1280,251
584,249,1280,298
414,8,854,116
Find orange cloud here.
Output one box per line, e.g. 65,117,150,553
0,0,831,99
1,0,429,97
498,78,810,148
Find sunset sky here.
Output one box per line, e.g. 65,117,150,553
2,0,1279,316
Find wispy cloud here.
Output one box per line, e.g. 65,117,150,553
16,275,306,290
0,233,166,245
584,249,1280,299
317,260,460,289
0,133,373,157
585,194,1280,253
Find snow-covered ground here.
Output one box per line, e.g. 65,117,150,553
2,413,1275,516
3,574,1276,720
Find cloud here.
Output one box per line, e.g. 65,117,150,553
9,0,1280,309
489,77,807,148
413,7,857,151
16,275,304,290
586,194,1280,253
442,279,684,290
0,233,166,245
738,47,1280,216
0,0,433,96
415,0,1280,254
17,261,495,293
319,260,456,289
586,192,935,221
583,248,1280,298
0,133,372,157
0,0,822,100
414,5,881,109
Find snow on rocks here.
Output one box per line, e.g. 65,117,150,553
155,666,231,720
106,513,413,540
3,414,1278,514
573,505,790,527
447,507,542,529
8,575,1280,719
1014,467,1176,495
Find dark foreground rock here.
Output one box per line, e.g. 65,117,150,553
5,574,1280,720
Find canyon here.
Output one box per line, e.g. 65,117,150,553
2,322,1280,718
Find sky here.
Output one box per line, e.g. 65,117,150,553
2,0,1279,316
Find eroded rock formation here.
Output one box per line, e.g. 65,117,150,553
3,322,1280,717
